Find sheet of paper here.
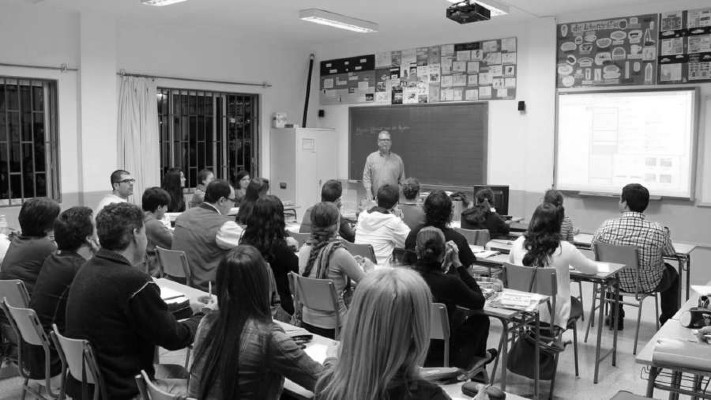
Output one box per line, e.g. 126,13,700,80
692,285,711,295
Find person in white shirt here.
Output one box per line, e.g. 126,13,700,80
96,170,134,215
355,184,410,265
508,203,599,329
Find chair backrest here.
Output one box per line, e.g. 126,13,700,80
289,232,311,249
290,272,340,336
140,370,187,400
51,325,100,385
3,301,48,347
429,303,450,367
156,247,192,285
593,242,641,293
342,241,377,263
0,279,31,308
502,263,558,325
454,227,491,246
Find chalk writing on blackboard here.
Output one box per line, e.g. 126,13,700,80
354,125,412,136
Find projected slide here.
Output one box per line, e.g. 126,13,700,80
556,89,696,198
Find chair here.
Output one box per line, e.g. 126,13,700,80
502,263,581,399
0,280,31,365
391,248,415,266
1,300,65,400
585,242,660,355
454,227,491,246
342,241,377,264
155,247,192,287
136,370,193,400
429,303,451,367
289,232,311,249
289,272,341,339
50,324,107,400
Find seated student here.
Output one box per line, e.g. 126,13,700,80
142,187,173,277
354,184,410,265
65,203,205,400
162,168,186,213
189,245,323,400
26,207,98,378
399,177,426,230
405,190,477,268
508,203,598,329
300,180,356,242
298,203,374,338
315,268,449,400
189,168,215,208
592,183,679,329
461,187,510,239
414,227,494,370
234,170,251,206
543,189,577,242
240,195,298,316
0,197,61,294
235,177,269,226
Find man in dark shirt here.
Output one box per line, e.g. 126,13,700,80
27,207,98,377
299,180,356,242
65,202,204,400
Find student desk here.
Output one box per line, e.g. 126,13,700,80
573,233,698,303
440,382,529,399
636,289,711,399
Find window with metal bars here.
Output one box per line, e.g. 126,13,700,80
157,88,259,190
0,77,60,206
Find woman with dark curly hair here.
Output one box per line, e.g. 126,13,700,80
240,195,297,315
461,187,510,238
508,203,598,328
235,177,269,226
234,170,251,205
162,167,186,212
405,190,477,268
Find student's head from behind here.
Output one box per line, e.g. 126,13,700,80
423,190,452,229
96,202,146,264
320,180,343,205
310,202,340,242
18,198,61,238
475,187,495,208
523,203,563,267
245,177,270,201
401,178,420,201
543,189,564,207
198,169,215,187
415,226,446,265
194,245,271,400
54,206,98,254
316,268,432,400
376,184,399,210
142,187,171,217
110,169,134,198
204,179,236,215
244,195,285,238
620,183,649,213
235,170,250,190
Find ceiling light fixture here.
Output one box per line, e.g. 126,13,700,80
446,0,509,16
141,0,187,6
299,9,378,33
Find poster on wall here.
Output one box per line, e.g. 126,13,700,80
319,37,517,105
658,8,711,84
556,14,659,88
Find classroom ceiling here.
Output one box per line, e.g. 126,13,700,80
8,0,696,45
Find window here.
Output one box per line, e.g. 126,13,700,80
0,77,60,205
157,89,259,189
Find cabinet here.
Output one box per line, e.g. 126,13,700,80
270,128,339,218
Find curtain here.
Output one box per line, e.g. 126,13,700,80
117,76,160,206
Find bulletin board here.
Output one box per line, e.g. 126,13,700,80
658,8,711,84
319,37,517,105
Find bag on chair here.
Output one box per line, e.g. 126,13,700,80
506,329,561,381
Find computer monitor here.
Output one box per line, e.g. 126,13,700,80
472,185,509,216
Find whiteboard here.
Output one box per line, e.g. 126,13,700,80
556,89,697,198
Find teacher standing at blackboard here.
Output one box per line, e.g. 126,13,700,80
362,131,405,200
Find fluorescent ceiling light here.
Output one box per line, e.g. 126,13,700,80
445,0,509,16
299,9,378,33
141,0,187,6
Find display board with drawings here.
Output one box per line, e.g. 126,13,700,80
556,14,659,88
658,8,711,84
319,37,517,106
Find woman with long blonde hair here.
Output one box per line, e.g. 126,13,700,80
315,268,450,400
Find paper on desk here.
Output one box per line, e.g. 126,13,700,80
692,285,711,296
159,287,185,301
596,262,611,273
476,250,500,259
304,343,329,364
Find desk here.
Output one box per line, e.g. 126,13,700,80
440,382,529,399
573,234,698,303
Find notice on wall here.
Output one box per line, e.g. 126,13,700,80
658,8,711,84
319,37,517,105
556,14,659,88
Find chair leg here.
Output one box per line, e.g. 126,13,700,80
549,352,559,400
184,346,191,370
633,300,644,355
21,377,28,400
573,323,579,377
584,283,599,343
578,281,585,322
655,294,660,330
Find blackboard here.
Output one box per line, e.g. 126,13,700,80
349,103,488,186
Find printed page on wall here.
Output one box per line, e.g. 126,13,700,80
658,8,711,84
557,14,659,88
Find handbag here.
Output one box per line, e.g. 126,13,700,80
506,329,561,380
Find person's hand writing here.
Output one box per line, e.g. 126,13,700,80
354,255,375,272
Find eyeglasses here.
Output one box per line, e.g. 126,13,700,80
226,197,237,203
118,179,135,184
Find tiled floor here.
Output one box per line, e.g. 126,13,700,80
0,282,701,399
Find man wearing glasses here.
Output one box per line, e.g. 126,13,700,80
362,131,405,201
96,169,135,216
172,179,243,291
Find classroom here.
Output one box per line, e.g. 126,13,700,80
1,0,711,399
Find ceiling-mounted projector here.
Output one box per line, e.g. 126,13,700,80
446,1,491,23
